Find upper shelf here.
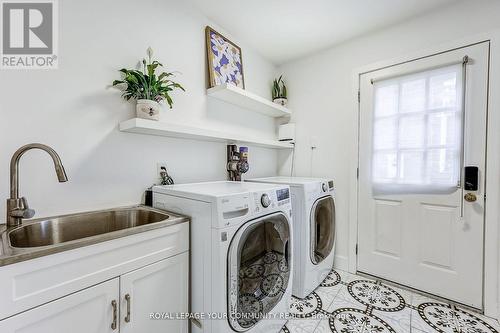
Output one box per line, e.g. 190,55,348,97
119,118,294,150
207,83,291,118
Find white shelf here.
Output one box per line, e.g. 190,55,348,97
119,118,294,150
207,83,291,118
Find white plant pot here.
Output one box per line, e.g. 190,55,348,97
136,99,160,120
273,97,288,107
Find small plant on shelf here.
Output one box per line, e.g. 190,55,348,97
272,75,287,106
112,47,185,121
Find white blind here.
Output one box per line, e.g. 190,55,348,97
372,64,463,193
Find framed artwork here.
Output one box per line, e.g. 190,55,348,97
205,26,245,89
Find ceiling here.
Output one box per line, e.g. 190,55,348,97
190,0,460,65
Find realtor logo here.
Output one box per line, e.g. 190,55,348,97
1,0,58,69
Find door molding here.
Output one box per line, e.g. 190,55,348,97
348,31,500,319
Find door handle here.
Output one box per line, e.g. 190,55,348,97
111,300,118,330
125,294,131,323
464,193,477,202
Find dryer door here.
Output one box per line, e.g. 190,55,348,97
310,196,335,265
227,212,291,332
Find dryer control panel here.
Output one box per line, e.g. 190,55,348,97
304,180,335,205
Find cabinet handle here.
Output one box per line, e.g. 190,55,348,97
125,294,131,323
111,300,118,330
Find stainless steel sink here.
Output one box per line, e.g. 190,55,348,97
8,206,171,248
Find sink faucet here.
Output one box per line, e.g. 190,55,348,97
6,143,68,228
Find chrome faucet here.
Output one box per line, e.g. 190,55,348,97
6,143,68,228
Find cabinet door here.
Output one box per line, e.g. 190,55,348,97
120,252,189,333
0,278,119,333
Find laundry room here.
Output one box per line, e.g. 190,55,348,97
1,0,500,332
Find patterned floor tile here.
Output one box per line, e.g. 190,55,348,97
315,307,403,333
331,284,360,305
280,268,500,333
381,283,414,307
411,302,500,333
409,291,448,308
285,318,320,333
374,306,412,333
286,292,330,332
282,322,317,333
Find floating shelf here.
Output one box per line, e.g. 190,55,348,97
207,83,291,118
119,118,294,150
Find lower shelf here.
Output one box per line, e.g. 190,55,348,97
119,118,294,150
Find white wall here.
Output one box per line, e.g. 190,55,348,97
278,0,500,277
0,0,280,219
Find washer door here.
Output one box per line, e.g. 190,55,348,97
310,196,335,265
227,212,291,331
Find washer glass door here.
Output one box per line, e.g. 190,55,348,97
227,212,291,331
310,196,335,265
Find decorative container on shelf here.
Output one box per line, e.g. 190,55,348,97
273,97,288,107
136,99,161,120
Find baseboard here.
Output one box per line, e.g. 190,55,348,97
333,254,349,271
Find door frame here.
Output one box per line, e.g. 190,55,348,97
347,32,500,319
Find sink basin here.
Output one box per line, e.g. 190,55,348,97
8,206,170,248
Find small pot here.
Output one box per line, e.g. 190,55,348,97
136,99,160,120
273,97,288,107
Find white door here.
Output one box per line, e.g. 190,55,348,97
357,42,489,309
120,252,189,333
0,278,119,333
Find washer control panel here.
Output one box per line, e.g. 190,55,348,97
252,186,290,213
276,187,290,207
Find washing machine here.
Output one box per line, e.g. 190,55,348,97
153,181,293,333
247,177,335,299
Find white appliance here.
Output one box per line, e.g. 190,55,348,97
247,177,335,299
153,181,293,333
278,123,296,143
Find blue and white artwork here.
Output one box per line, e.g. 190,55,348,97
206,27,244,88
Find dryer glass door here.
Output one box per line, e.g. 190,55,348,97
227,212,291,332
310,196,335,265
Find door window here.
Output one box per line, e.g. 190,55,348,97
372,64,463,193
227,213,290,331
311,196,335,265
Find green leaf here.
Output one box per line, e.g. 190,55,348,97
158,72,174,80
165,94,173,108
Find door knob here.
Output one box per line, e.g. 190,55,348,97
464,193,477,202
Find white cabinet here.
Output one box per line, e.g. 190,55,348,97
120,252,189,333
0,278,119,333
0,222,189,332
0,253,189,333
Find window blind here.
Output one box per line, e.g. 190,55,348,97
372,64,463,193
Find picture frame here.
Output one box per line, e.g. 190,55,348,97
205,26,245,89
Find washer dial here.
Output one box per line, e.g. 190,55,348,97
261,194,271,208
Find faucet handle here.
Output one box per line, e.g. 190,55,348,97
10,197,35,219
21,197,35,219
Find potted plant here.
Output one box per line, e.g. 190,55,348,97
112,47,185,121
272,75,287,106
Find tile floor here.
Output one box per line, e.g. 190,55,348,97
281,269,500,333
